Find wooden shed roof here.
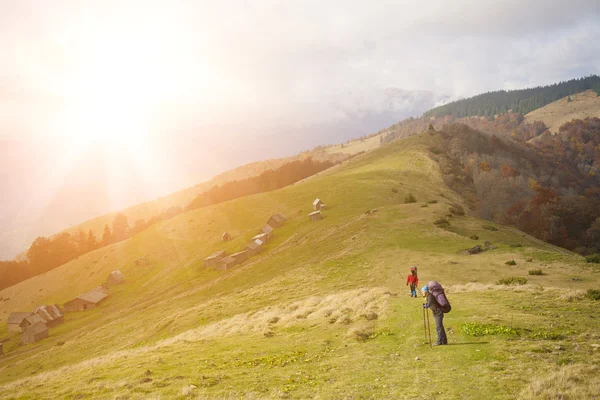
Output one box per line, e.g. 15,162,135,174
7,312,33,325
76,290,108,304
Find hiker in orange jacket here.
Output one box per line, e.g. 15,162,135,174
406,266,419,298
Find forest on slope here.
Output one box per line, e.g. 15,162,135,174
430,118,600,254
423,75,600,118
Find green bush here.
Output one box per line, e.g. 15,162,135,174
585,254,600,263
449,204,465,216
505,260,517,266
585,289,600,300
434,218,450,228
483,225,498,231
470,234,479,240
497,276,527,285
461,323,518,337
509,243,523,248
404,193,417,203
528,269,543,276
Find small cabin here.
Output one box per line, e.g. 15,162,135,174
34,305,64,328
222,232,232,242
64,290,108,312
247,239,265,256
204,250,226,267
231,250,249,264
21,322,48,345
19,314,46,332
266,214,286,228
216,256,237,270
107,270,124,285
313,198,326,211
308,210,323,221
7,312,33,333
261,224,274,240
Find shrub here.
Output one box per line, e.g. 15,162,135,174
434,218,450,228
528,269,543,276
483,225,498,231
421,204,428,208
530,331,565,340
505,260,517,266
497,276,527,285
509,243,523,248
427,200,438,204
585,254,600,263
461,323,517,337
585,289,600,300
404,193,417,203
525,257,533,262
470,234,479,240
449,204,465,216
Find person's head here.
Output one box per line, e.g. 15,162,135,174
410,266,417,275
421,285,429,297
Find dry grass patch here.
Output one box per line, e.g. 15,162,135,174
520,364,600,399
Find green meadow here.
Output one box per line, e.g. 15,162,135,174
0,132,598,399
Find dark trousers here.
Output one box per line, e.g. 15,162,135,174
434,313,448,344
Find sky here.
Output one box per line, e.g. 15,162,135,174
1,0,599,259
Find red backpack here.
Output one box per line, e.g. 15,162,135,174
428,281,451,313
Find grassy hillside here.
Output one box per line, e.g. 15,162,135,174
0,131,598,399
60,152,349,241
525,90,600,134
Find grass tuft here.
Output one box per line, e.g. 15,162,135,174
528,269,543,276
497,276,527,285
505,260,517,266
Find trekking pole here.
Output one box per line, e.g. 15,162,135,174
422,305,428,342
426,308,433,349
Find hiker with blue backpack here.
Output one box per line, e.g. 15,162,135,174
422,281,451,346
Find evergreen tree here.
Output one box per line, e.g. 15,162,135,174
102,224,113,245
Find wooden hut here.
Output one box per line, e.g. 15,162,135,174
21,322,48,345
313,198,326,211
222,232,232,242
266,214,286,228
107,270,124,285
216,256,237,270
231,250,249,264
19,314,47,331
247,239,265,256
308,210,323,221
34,305,64,328
63,290,108,312
7,312,33,333
260,224,274,240
204,250,226,267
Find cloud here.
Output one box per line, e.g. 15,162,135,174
0,0,599,137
